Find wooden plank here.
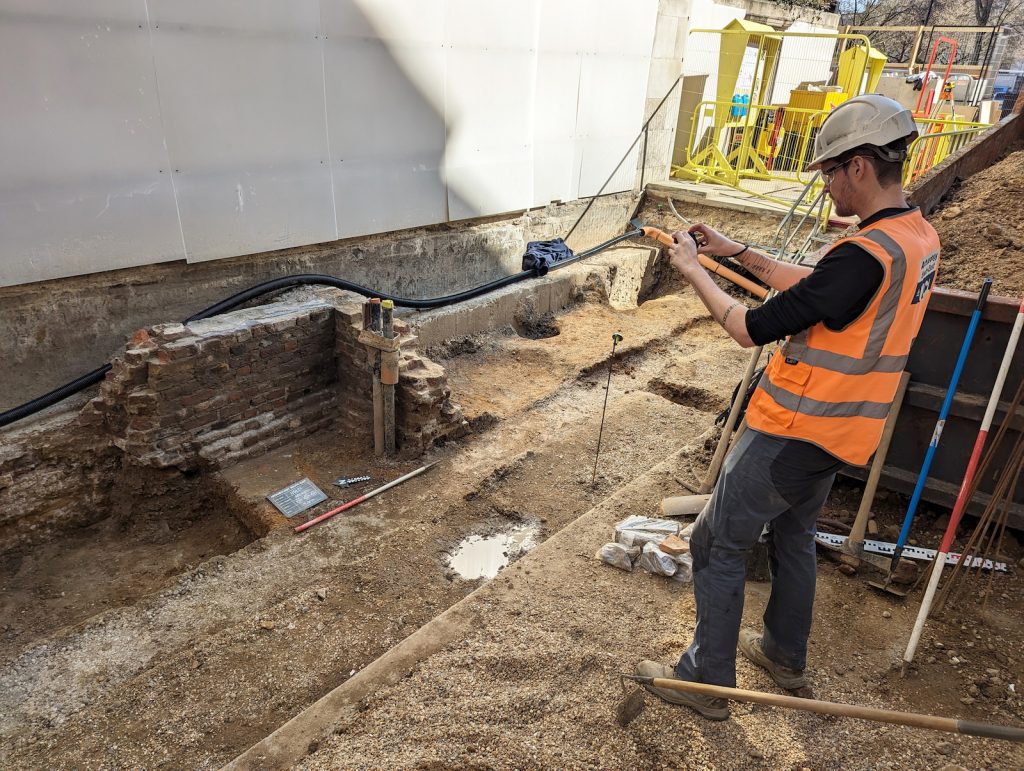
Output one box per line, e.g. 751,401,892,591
905,382,1024,430
928,286,1024,323
844,465,1024,531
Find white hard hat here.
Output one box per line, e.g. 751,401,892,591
807,94,919,170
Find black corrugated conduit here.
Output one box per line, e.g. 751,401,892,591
0,230,641,430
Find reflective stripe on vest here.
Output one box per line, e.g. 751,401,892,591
756,377,893,419
745,208,940,466
784,230,924,375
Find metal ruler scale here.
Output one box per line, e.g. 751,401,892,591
815,532,1008,572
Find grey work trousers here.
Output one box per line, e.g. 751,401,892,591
675,428,842,687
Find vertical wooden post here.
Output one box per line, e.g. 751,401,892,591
908,27,924,74
381,300,397,456
848,372,911,552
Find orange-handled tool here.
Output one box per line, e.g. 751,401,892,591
641,226,768,300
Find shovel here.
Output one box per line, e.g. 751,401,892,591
614,674,1024,741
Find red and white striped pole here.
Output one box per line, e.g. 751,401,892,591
903,298,1024,666
294,462,438,533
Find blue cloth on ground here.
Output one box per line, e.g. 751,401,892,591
522,238,575,276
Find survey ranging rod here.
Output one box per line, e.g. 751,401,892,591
902,294,1024,666
885,277,992,577
295,462,438,533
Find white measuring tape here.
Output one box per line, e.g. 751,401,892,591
814,531,1008,573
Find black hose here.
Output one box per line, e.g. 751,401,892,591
0,364,113,428
0,230,640,430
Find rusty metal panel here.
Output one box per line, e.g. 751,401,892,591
844,287,1024,528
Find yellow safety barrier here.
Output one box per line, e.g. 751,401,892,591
671,28,879,223
670,26,992,225
904,120,989,184
675,100,830,188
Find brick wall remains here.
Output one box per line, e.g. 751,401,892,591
330,292,467,451
80,290,464,470
0,413,117,550
3,291,465,545
83,300,338,469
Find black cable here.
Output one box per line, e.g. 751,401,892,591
0,230,638,430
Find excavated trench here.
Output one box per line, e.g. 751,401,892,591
6,125,1024,768
0,464,254,665
0,203,796,769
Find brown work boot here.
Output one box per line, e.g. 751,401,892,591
738,628,814,698
634,660,730,721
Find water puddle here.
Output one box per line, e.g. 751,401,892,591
447,523,540,580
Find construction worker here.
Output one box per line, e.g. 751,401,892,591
637,94,940,720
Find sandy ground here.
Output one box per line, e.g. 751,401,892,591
0,267,751,769
296,445,1024,771
929,142,1024,298
2,184,1022,769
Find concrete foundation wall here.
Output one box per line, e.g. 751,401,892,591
0,194,637,413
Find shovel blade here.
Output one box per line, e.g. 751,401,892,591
867,578,910,598
615,688,646,728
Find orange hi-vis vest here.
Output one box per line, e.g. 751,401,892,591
746,208,940,466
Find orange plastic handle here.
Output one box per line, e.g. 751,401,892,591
641,226,768,300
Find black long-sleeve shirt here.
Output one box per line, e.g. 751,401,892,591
744,207,914,346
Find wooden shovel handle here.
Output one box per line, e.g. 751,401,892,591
641,677,1024,741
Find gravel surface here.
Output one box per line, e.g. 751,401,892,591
5,189,1021,769
298,452,1024,771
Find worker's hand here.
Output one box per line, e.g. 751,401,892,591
688,224,743,257
667,230,700,277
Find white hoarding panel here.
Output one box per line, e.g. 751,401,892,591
443,0,538,220
148,0,336,262
532,1,586,206
0,1,182,286
573,50,652,197
324,1,448,237
530,51,580,207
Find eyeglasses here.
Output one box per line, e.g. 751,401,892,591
822,158,854,185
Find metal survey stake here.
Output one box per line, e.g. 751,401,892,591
591,333,623,486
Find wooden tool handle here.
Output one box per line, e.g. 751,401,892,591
643,677,1024,741
660,494,711,518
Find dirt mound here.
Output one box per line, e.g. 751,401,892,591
930,145,1024,298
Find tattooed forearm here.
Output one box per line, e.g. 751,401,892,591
737,249,778,282
720,301,742,327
